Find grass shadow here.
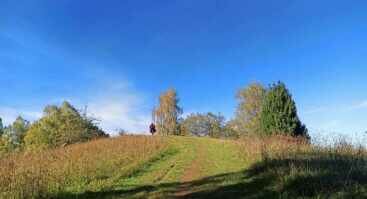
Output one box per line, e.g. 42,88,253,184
56,169,277,199
243,151,367,198
56,152,367,199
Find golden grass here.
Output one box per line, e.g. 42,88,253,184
236,135,310,163
0,135,168,199
237,135,367,198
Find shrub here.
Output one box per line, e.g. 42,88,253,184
24,101,107,149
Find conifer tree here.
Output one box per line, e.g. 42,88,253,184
260,82,308,137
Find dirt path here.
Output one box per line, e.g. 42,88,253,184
181,143,203,182
114,137,248,199
175,141,205,197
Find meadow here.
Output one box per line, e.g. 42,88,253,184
0,136,168,199
1,135,367,198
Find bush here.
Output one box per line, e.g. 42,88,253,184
24,101,107,149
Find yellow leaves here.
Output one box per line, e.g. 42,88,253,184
153,89,182,136
234,83,266,135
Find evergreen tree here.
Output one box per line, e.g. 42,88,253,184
260,82,308,137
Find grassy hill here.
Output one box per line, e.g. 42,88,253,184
1,135,367,199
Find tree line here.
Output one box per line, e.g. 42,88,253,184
0,80,308,153
152,81,309,139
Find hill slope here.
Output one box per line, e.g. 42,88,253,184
61,136,250,199
3,136,367,199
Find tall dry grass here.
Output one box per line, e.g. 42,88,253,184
237,135,367,198
0,135,168,199
237,135,310,163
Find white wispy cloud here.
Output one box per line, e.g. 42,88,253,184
86,92,151,135
304,100,367,115
78,75,152,135
0,107,42,125
347,100,367,111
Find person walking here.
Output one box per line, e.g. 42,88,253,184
149,123,156,135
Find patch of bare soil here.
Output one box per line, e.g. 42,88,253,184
174,144,205,197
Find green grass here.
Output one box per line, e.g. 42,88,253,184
49,136,367,199
57,137,250,199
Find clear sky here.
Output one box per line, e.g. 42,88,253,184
1,0,367,137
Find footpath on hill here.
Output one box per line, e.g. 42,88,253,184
126,136,253,199
71,136,251,199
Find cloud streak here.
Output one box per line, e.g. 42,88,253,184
304,100,367,115
347,100,367,111
86,91,151,135
78,75,152,135
0,106,42,125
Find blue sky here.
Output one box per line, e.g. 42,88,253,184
1,1,367,137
